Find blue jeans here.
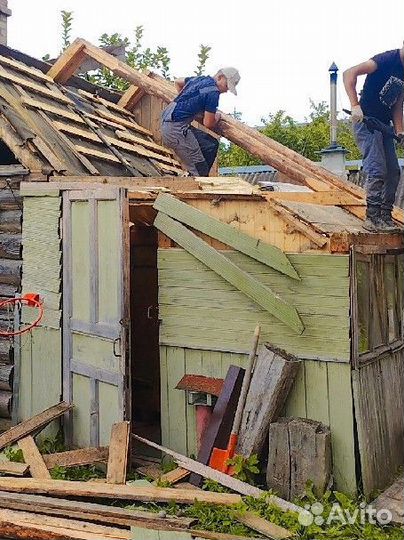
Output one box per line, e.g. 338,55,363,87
354,122,401,215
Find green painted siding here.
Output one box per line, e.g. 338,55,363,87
19,326,62,437
160,345,357,494
19,195,62,429
21,195,62,329
158,249,350,360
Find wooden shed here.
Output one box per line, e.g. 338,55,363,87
0,40,401,499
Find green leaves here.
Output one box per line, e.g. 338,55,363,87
61,10,73,52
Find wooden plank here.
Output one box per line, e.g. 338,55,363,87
0,116,45,173
0,508,130,539
0,477,241,505
118,84,144,110
0,55,54,82
264,191,364,206
0,66,72,105
157,468,190,485
132,434,301,513
74,145,121,163
0,402,73,450
106,421,130,484
96,108,153,137
43,446,109,469
237,345,301,457
154,193,299,280
21,96,86,124
116,129,173,155
17,436,51,479
236,512,292,539
0,492,194,530
0,461,29,476
47,41,88,84
154,212,304,334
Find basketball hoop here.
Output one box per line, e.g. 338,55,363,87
0,293,44,337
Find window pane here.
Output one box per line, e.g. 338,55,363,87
370,256,386,349
357,260,370,353
384,260,399,343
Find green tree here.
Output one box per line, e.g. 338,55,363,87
219,101,362,167
61,10,73,52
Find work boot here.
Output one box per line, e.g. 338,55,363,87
379,211,402,233
363,216,382,232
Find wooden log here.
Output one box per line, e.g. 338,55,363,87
0,402,73,450
17,437,51,479
189,365,244,486
0,363,12,391
0,258,21,284
0,234,21,259
0,391,11,418
0,492,194,530
266,417,332,500
0,477,242,506
42,446,109,470
237,345,301,457
0,462,29,476
106,421,130,484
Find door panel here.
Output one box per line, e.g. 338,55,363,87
63,189,129,447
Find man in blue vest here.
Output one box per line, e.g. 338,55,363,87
344,45,404,232
161,67,240,176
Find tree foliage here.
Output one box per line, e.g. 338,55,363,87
219,100,362,167
61,10,73,52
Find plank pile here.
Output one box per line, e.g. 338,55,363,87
0,403,295,539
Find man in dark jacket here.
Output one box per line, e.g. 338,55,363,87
344,45,404,231
161,67,240,176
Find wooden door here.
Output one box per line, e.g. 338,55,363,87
62,189,130,447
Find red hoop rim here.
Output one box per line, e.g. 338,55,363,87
0,296,44,337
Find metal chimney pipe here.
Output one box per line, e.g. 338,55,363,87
329,62,338,148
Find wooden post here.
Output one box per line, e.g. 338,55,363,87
267,417,332,500
237,345,301,457
106,421,130,484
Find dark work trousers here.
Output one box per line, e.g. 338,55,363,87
161,102,219,176
354,122,401,217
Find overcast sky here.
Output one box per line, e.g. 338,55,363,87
7,0,404,125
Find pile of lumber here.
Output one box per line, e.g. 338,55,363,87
0,402,295,539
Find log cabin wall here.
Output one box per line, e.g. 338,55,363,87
0,167,24,431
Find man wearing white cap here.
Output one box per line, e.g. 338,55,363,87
161,67,240,176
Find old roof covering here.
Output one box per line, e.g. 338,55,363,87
0,50,183,177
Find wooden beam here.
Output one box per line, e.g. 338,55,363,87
154,193,300,280
47,40,88,84
156,468,190,485
0,402,73,451
118,84,145,110
17,437,51,479
154,212,304,333
0,492,194,530
43,447,109,470
0,477,241,505
74,145,121,163
106,421,130,484
263,190,365,206
0,116,44,173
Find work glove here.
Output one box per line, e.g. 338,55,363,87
351,105,364,123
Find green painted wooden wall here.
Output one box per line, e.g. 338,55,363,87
160,345,357,494
158,249,350,361
18,193,62,434
158,248,356,493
